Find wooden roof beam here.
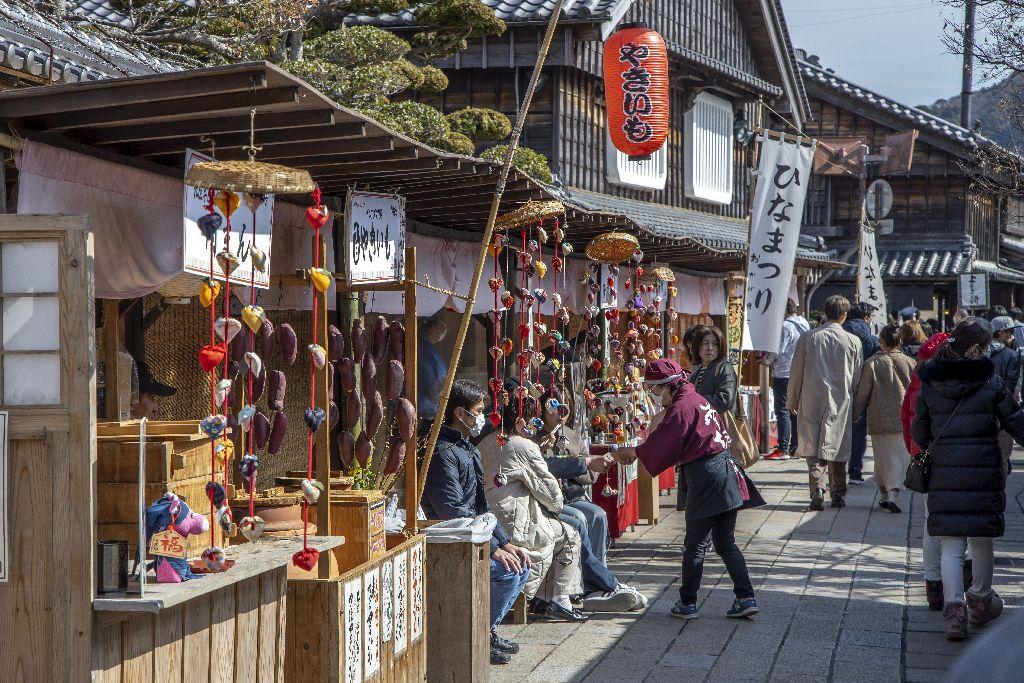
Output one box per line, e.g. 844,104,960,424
75,109,338,145
116,121,365,156
143,135,394,165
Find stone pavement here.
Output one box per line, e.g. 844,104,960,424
493,446,1024,682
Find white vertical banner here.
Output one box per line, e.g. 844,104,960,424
742,134,817,353
857,228,888,334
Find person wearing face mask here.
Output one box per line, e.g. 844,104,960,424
421,379,532,665
912,317,1024,640
613,359,764,621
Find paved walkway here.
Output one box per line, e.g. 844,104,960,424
494,446,1024,682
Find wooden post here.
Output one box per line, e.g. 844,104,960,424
316,235,332,579
404,247,418,534
102,299,122,420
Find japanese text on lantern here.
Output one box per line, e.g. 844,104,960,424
618,42,654,144
603,27,669,157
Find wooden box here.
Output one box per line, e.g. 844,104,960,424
311,489,387,578
96,420,228,557
425,536,490,681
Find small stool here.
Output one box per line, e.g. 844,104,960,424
511,592,528,624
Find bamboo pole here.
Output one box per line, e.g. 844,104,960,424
316,235,332,579
416,0,568,503
403,247,418,534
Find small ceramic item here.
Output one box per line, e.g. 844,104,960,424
200,414,228,440
202,546,228,572
308,267,333,293
244,351,262,376
215,378,232,407
238,516,266,541
300,478,324,505
199,278,221,308
308,344,327,369
241,305,266,333
216,251,241,277
249,245,268,273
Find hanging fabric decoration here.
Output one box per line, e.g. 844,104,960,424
603,25,670,158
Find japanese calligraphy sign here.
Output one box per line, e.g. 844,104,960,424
183,149,275,289
742,134,816,353
959,273,989,309
149,527,187,559
603,27,669,157
857,229,888,334
344,190,406,285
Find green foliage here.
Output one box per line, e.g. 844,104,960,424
435,131,476,155
306,25,410,68
415,0,506,39
447,107,511,143
480,145,553,183
373,101,452,143
417,65,449,92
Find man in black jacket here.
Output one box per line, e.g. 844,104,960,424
422,379,531,665
842,302,880,483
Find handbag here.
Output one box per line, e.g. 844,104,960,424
904,399,964,493
723,409,759,469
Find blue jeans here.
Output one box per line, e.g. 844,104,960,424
560,505,617,593
772,377,797,452
567,499,608,565
849,413,867,478
490,559,530,630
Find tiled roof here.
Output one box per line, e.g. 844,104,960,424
71,0,132,29
347,0,627,28
798,56,990,151
0,0,176,82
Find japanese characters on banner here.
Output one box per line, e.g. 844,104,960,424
344,577,362,683
344,190,406,284
183,149,274,288
364,569,381,677
857,229,888,334
410,541,424,642
959,272,989,309
742,135,817,353
393,550,408,655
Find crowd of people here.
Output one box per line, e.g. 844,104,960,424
420,294,1024,664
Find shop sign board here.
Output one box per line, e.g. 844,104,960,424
959,273,989,309
182,149,275,289
344,191,406,284
0,412,6,581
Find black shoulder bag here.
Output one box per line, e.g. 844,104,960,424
904,399,964,493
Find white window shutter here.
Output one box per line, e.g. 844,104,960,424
684,92,734,205
605,130,668,190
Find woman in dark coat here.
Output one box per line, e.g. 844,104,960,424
614,359,764,621
689,325,738,415
911,317,1024,640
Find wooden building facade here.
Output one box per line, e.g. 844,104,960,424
796,53,1024,314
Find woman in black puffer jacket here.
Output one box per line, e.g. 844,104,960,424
912,317,1024,641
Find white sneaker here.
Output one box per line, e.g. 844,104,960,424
618,583,648,609
582,585,639,612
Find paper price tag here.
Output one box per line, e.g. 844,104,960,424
149,528,187,558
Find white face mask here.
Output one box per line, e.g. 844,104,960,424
461,408,486,437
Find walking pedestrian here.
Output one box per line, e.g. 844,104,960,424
843,302,881,483
788,295,862,510
853,325,915,512
612,359,765,621
900,319,928,359
989,315,1020,472
762,299,809,460
911,317,1024,640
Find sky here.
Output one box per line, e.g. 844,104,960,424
780,0,969,107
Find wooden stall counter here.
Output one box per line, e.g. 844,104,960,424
92,536,343,682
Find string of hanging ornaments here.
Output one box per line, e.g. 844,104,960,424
187,109,318,573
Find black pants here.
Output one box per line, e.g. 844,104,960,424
679,509,754,605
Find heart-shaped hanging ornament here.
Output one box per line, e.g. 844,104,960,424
300,478,324,505
500,291,515,309
216,506,236,537
552,256,564,273
200,414,228,440
205,481,228,507
562,243,574,255
305,205,330,230
239,453,259,488
244,352,262,377
198,278,221,308
500,338,514,357
197,213,222,241
488,411,502,428
537,226,548,243
527,239,539,254
308,344,327,369
242,192,263,214
214,317,242,343
249,246,268,273
202,546,228,572
535,260,548,279
213,190,240,218
292,546,320,571
488,277,503,292
308,267,333,293
215,378,232,407
239,516,266,542
496,432,510,446
533,288,547,305
238,404,256,431
199,343,227,372
217,251,241,277
304,406,327,432
241,306,266,333
489,345,503,359
488,377,503,394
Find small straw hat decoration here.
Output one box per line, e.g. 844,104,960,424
185,109,316,195
495,200,565,231
585,231,640,263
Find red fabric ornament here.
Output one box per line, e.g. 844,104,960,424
591,359,603,372
292,546,320,571
199,343,228,373
305,205,330,230
488,412,502,428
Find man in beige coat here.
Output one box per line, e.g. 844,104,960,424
788,295,863,510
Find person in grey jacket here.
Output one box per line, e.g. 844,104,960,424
763,300,810,459
989,316,1021,470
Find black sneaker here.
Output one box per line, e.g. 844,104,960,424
527,597,548,614
831,497,846,509
539,600,589,623
885,501,901,514
491,631,519,654
808,498,824,511
726,597,759,618
670,601,699,620
490,647,512,665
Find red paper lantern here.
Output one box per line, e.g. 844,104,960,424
603,25,669,158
